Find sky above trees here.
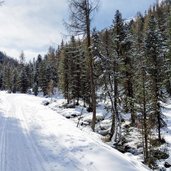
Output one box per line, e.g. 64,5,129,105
0,0,156,60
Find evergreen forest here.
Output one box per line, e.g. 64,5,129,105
1,0,171,169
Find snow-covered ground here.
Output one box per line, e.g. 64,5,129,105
162,101,171,169
47,90,171,170
0,91,149,171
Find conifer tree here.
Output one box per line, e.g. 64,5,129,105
11,69,18,93
79,44,91,107
58,44,71,103
122,22,135,125
3,64,12,91
69,36,82,105
18,67,29,93
33,55,42,96
99,10,124,142
133,13,150,163
166,7,171,95
144,15,166,141
0,71,3,90
47,47,59,87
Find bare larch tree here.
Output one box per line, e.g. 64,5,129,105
65,0,99,131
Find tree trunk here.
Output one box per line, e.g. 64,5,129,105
85,1,96,131
142,68,148,163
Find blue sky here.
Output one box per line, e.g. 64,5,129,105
0,0,156,60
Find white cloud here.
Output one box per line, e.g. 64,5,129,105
0,0,157,60
0,0,68,60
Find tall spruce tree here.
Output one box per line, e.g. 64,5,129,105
38,59,48,96
18,67,29,93
66,36,81,105
144,15,166,141
132,13,152,164
59,44,71,103
109,10,126,142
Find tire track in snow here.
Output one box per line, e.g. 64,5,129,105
16,101,47,171
0,96,13,171
2,95,47,171
0,116,7,171
0,96,11,171
18,99,84,171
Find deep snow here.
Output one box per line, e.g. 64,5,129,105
0,91,149,171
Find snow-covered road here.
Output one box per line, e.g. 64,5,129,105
0,92,148,171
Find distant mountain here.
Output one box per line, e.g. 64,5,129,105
0,51,5,62
0,51,18,65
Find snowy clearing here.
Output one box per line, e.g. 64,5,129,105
0,92,149,171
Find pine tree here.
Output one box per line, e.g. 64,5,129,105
132,13,150,163
98,10,124,143
11,69,18,93
47,47,59,87
144,15,166,141
66,36,81,105
122,22,136,125
18,67,29,93
58,44,71,103
38,59,48,96
33,55,42,96
3,64,12,91
0,71,3,90
166,6,171,95
79,43,91,107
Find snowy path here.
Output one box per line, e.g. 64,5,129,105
0,92,148,171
